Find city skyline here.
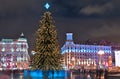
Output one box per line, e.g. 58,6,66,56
0,0,120,50
0,1,120,78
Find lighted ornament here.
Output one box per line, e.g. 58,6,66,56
44,3,50,9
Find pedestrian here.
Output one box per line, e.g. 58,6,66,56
99,69,103,79
89,69,91,74
96,69,99,78
78,68,80,74
83,69,85,74
104,69,108,79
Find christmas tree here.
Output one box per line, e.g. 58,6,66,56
31,12,62,70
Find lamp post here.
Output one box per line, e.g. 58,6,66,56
98,50,104,69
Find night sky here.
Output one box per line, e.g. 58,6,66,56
0,0,120,51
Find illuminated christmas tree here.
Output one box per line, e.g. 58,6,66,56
31,11,62,70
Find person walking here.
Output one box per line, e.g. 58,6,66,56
104,69,108,79
99,69,103,79
96,69,99,78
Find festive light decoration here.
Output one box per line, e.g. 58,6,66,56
31,12,62,70
44,3,50,10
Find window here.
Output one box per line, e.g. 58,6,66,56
1,48,5,52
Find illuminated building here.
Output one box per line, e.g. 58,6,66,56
0,33,30,70
114,51,120,67
84,38,120,65
61,33,112,70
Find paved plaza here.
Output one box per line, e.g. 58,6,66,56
0,70,120,79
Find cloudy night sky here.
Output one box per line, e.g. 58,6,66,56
0,0,120,50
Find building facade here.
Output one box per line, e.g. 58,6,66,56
61,33,112,70
114,51,120,67
0,33,30,70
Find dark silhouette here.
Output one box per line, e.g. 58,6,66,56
98,69,103,79
89,69,91,74
104,69,108,79
96,69,99,78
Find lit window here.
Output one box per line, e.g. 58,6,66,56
2,48,5,52
11,48,14,52
16,48,20,51
22,48,26,52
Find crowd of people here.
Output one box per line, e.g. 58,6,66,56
96,69,108,79
77,68,108,79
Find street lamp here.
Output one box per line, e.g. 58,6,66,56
98,50,104,69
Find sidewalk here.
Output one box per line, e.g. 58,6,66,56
95,74,104,79
109,73,120,76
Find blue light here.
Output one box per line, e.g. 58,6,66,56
66,33,73,41
44,3,50,9
24,70,69,78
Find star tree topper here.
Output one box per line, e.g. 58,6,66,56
44,3,50,10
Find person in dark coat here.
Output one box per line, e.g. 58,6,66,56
99,69,103,79
104,69,108,79
96,69,99,78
